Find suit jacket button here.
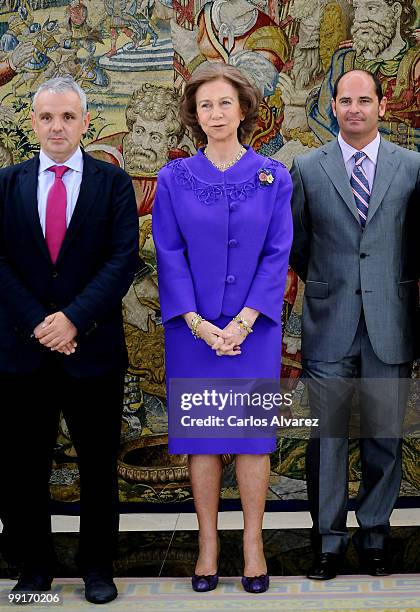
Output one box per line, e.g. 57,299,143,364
226,275,236,284
229,203,237,211
228,239,238,247
50,302,57,309
360,253,367,259
52,271,58,278
355,289,362,295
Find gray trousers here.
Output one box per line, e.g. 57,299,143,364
303,315,412,555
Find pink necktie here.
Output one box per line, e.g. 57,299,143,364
45,165,70,263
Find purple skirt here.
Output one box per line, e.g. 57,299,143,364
165,315,281,454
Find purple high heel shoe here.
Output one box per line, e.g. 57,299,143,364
191,573,219,592
241,574,270,593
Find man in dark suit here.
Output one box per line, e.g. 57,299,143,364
290,69,419,580
0,76,139,603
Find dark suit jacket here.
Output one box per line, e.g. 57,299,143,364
0,150,139,377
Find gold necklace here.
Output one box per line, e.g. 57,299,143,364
204,145,246,171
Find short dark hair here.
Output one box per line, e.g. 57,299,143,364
333,69,384,102
179,62,261,145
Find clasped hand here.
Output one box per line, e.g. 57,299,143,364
33,311,78,356
199,319,248,357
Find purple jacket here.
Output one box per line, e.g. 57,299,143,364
152,147,293,326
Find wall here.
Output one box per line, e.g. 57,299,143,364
0,0,418,506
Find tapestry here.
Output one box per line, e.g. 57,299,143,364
0,0,418,505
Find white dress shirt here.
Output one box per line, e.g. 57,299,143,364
37,147,84,236
337,132,380,191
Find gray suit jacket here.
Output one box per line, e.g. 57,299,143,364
290,137,419,365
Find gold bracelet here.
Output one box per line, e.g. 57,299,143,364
190,314,204,339
232,315,253,335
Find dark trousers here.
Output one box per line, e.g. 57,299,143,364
303,316,411,555
0,359,124,574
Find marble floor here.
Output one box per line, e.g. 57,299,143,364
1,510,419,579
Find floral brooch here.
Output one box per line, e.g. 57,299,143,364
258,168,275,186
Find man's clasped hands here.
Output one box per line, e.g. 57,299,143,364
33,311,78,356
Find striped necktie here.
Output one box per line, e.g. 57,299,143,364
350,151,370,228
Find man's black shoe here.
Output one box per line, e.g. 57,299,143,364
360,548,391,576
307,552,340,580
11,573,53,594
84,571,118,604
10,573,52,604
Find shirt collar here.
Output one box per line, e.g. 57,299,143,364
39,147,83,173
338,132,380,166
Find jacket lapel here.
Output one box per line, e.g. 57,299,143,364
365,139,400,226
19,154,51,262
319,140,360,223
56,151,101,263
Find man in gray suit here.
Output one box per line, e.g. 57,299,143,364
290,69,419,580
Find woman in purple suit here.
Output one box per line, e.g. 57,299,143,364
152,63,293,594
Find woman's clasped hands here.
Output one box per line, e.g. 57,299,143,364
184,309,259,357
211,320,247,356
